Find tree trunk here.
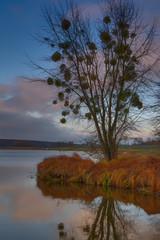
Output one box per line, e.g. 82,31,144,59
104,151,110,162
102,144,117,162
103,148,112,162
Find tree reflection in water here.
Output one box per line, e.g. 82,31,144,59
55,197,132,240
37,180,160,240
83,197,133,240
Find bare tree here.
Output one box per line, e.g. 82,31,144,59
34,0,160,161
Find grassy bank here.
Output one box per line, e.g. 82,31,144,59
119,144,160,151
37,153,160,194
49,144,160,151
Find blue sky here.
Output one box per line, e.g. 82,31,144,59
0,0,160,142
0,0,99,83
0,0,47,82
1,0,159,83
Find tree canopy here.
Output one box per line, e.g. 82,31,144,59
35,0,160,161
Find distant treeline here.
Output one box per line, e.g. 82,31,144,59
0,139,82,149
0,138,159,149
131,137,160,145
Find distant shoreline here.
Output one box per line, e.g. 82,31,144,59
0,147,88,151
0,144,159,151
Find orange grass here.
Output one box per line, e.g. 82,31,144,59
37,153,160,194
37,153,94,182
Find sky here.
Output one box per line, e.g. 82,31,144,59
0,0,160,142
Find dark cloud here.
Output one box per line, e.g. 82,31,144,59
0,79,80,142
0,110,78,142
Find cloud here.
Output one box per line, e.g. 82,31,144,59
0,83,11,99
79,0,160,22
0,78,80,142
78,2,101,17
0,110,77,141
0,78,54,114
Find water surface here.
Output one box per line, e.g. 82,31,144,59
0,149,160,240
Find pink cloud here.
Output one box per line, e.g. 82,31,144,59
78,2,101,17
0,78,81,141
0,78,56,115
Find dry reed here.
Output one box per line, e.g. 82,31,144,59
37,153,160,193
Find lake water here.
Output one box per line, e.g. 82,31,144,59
0,149,160,240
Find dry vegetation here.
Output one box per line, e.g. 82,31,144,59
37,152,160,194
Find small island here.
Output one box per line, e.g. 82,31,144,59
37,148,160,195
